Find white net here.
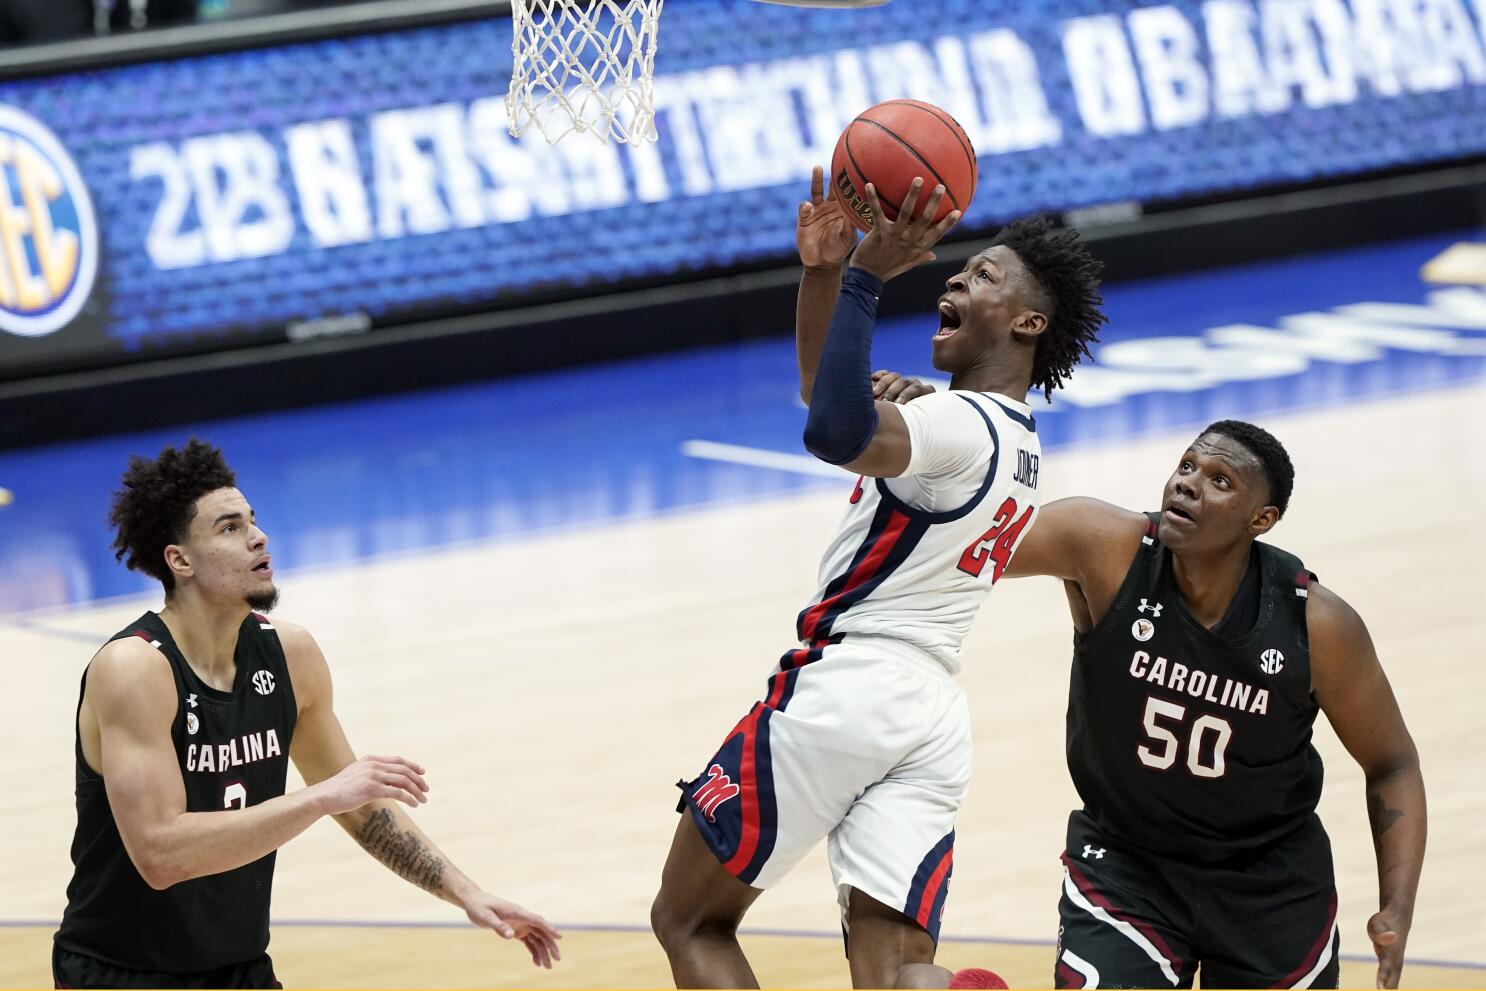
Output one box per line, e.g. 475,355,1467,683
506,0,666,146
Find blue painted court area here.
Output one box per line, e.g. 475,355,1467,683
1,230,1482,614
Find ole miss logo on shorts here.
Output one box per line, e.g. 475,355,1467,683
0,106,98,339
692,764,740,821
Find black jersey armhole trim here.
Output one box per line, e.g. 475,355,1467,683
73,667,101,783
1074,511,1163,650
79,616,186,781
873,394,1000,523
1257,543,1316,654
249,615,300,737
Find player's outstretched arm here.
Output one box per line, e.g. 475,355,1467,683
87,639,423,891
1002,497,1147,582
796,164,858,404
279,623,562,969
1308,585,1426,990
803,180,959,477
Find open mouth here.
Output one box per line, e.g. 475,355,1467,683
935,300,962,339
1163,504,1196,525
252,558,273,575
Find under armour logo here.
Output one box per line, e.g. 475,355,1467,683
692,764,741,822
1082,845,1105,859
1259,649,1285,675
186,693,198,709
1137,599,1164,617
250,670,275,696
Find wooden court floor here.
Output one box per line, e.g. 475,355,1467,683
2,382,1484,988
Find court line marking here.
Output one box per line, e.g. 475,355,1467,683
1,919,1482,970
2,618,109,643
681,439,849,479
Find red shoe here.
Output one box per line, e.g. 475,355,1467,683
950,968,1008,989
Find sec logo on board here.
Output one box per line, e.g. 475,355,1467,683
0,106,97,338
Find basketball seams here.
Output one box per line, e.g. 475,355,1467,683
881,100,978,192
842,131,895,224
832,99,978,232
852,117,963,213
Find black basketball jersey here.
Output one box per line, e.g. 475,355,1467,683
1065,516,1324,864
55,611,298,973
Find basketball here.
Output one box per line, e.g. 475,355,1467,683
830,99,978,233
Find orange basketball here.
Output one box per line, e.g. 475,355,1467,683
830,99,978,233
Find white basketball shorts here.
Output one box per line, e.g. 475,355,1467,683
678,634,971,941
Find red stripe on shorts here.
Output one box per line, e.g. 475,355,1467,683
1055,959,1085,989
721,705,765,876
1273,892,1337,988
1061,852,1184,973
915,846,954,930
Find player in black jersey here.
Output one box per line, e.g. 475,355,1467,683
885,415,1425,989
54,440,561,988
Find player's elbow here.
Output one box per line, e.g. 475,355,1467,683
803,426,855,465
128,835,188,890
801,421,833,462
135,855,183,890
142,871,177,891
803,410,872,466
1363,746,1422,785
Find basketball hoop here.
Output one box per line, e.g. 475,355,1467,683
506,0,666,146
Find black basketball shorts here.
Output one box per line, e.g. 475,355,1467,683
1053,810,1340,989
53,945,282,989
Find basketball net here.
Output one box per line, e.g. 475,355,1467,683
506,0,666,145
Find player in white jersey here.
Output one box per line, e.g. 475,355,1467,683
650,171,1106,988
797,391,1039,673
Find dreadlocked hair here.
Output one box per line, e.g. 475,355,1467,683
988,216,1106,399
109,438,237,591
1199,420,1295,517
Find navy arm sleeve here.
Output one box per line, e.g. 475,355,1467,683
803,267,883,465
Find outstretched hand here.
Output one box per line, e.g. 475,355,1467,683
462,890,563,969
849,179,960,283
314,755,428,815
797,165,858,271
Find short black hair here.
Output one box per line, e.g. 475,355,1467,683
1199,420,1294,517
109,439,237,591
988,216,1106,399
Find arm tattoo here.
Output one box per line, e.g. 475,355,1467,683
1368,791,1405,836
354,808,446,895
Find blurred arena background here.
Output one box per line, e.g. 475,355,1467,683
0,0,1484,986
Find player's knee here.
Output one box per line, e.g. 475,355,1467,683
648,888,692,948
895,962,952,988
648,890,675,944
650,888,740,950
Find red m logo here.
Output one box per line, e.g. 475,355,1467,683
692,763,741,822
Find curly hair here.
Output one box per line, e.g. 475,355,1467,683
1200,419,1295,517
109,439,237,591
988,216,1106,399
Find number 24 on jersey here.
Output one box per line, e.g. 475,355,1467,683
957,497,1035,582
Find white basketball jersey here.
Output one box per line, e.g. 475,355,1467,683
796,391,1042,675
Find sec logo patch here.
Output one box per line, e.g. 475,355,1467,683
0,106,97,338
